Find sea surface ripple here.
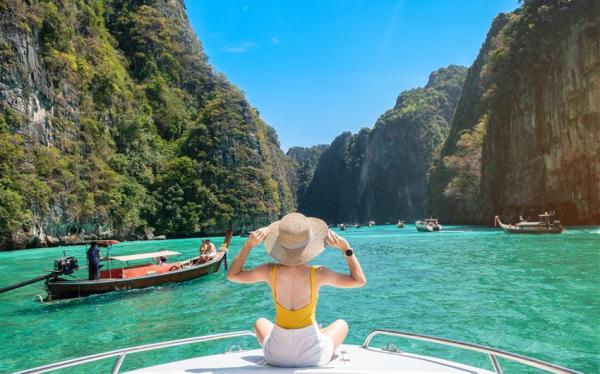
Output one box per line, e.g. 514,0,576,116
0,225,598,373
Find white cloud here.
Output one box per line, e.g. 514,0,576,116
271,37,280,45
222,41,256,53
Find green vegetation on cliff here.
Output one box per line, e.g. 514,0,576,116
286,145,329,205
428,0,600,224
0,0,294,249
300,65,467,223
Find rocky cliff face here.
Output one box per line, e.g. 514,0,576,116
429,0,600,224
0,0,294,249
299,65,467,223
286,144,329,205
299,130,370,223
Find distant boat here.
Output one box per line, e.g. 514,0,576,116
415,218,441,232
367,220,375,227
495,212,564,234
354,223,362,229
396,220,405,228
337,223,347,231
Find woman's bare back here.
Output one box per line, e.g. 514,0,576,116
270,264,314,310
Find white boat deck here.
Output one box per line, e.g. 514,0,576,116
127,344,493,374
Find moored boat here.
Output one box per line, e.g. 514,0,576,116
415,218,442,232
17,328,580,373
0,232,232,301
396,220,405,228
495,213,564,234
45,249,228,300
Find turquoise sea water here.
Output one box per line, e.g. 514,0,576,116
0,225,598,373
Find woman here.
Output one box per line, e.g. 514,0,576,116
227,212,366,367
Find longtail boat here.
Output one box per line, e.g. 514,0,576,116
0,231,233,301
495,213,564,234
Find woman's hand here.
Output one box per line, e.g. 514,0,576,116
246,227,269,248
325,230,350,251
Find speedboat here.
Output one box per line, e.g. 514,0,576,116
495,213,564,234
415,218,442,232
396,220,405,228
16,329,580,373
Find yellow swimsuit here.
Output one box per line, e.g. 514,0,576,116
271,264,318,329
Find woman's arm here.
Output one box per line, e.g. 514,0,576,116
318,230,367,288
227,228,270,284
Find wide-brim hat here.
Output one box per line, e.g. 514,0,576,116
264,212,328,266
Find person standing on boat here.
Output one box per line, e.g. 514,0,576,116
86,241,101,280
228,212,367,367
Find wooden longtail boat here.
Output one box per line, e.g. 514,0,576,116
43,232,232,301
45,251,227,300
495,213,564,234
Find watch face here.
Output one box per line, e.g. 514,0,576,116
345,249,353,256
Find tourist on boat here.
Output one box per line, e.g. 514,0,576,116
227,212,367,367
199,239,216,263
86,241,101,280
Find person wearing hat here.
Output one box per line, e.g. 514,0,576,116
227,212,367,367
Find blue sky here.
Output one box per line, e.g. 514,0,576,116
184,0,519,151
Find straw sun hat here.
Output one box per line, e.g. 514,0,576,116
264,212,329,266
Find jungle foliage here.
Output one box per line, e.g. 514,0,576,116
0,0,293,248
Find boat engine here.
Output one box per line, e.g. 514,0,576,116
54,256,79,275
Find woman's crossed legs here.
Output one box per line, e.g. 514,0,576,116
254,317,348,350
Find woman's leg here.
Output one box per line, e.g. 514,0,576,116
322,319,349,350
254,317,274,345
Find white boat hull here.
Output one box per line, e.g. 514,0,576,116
415,221,442,232
127,344,493,373
416,222,433,232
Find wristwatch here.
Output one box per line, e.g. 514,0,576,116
345,248,354,257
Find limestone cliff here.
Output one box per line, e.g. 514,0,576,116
429,0,600,224
286,144,329,205
300,65,467,223
0,0,294,249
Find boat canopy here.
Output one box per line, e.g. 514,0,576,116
108,250,181,262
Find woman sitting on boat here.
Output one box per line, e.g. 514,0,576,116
228,212,367,367
199,239,217,263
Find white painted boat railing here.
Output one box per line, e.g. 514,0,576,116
15,329,581,374
14,330,256,374
361,329,581,374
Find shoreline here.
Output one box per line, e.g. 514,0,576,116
2,224,599,252
0,232,233,252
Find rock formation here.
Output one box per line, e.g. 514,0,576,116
300,65,467,223
428,0,600,224
0,0,294,249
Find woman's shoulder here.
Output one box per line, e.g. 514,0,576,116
313,265,331,273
